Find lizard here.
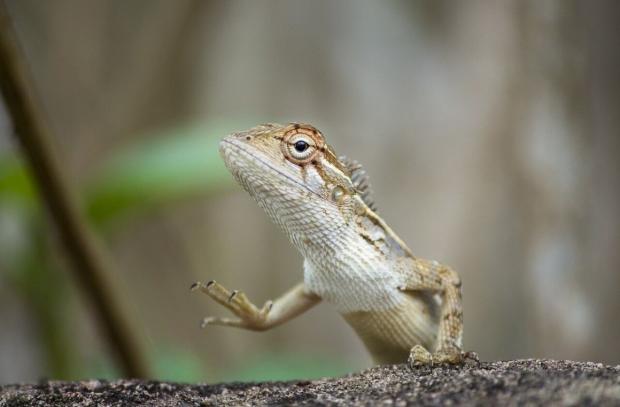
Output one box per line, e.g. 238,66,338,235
192,122,471,366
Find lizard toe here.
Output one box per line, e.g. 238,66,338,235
431,348,479,365
408,345,433,367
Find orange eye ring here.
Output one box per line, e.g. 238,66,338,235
281,126,324,165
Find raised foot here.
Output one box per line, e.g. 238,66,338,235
191,280,273,330
408,345,479,367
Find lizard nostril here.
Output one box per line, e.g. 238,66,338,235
245,135,252,141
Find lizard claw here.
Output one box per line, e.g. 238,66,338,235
263,300,274,312
190,280,215,292
201,317,215,328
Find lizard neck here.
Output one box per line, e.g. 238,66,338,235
271,193,413,314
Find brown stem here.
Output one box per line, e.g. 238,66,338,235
0,3,149,378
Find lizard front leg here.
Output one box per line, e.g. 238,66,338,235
192,281,320,331
397,258,468,366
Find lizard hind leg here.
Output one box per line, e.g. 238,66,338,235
432,280,466,364
407,279,476,366
407,286,466,366
398,258,468,366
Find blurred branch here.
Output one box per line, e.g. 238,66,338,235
0,3,149,378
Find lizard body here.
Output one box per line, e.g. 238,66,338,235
195,123,467,365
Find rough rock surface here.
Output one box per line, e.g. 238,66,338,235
1,359,619,406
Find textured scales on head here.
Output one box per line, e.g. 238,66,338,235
219,123,414,267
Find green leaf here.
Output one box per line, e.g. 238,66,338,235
85,121,240,224
0,154,37,206
2,120,249,225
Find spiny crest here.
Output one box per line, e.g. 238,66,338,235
339,156,377,212
249,123,377,212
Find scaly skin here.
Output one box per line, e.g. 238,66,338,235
194,123,471,366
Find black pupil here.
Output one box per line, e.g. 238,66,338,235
294,140,309,153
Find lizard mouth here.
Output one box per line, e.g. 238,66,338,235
220,137,328,202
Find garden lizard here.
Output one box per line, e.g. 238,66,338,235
193,123,470,366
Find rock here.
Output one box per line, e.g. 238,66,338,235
1,360,619,406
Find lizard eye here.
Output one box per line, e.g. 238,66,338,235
281,125,324,165
283,133,318,163
294,140,309,153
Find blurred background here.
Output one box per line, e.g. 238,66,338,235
0,0,619,384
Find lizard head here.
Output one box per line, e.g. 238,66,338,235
219,122,357,202
219,123,361,236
